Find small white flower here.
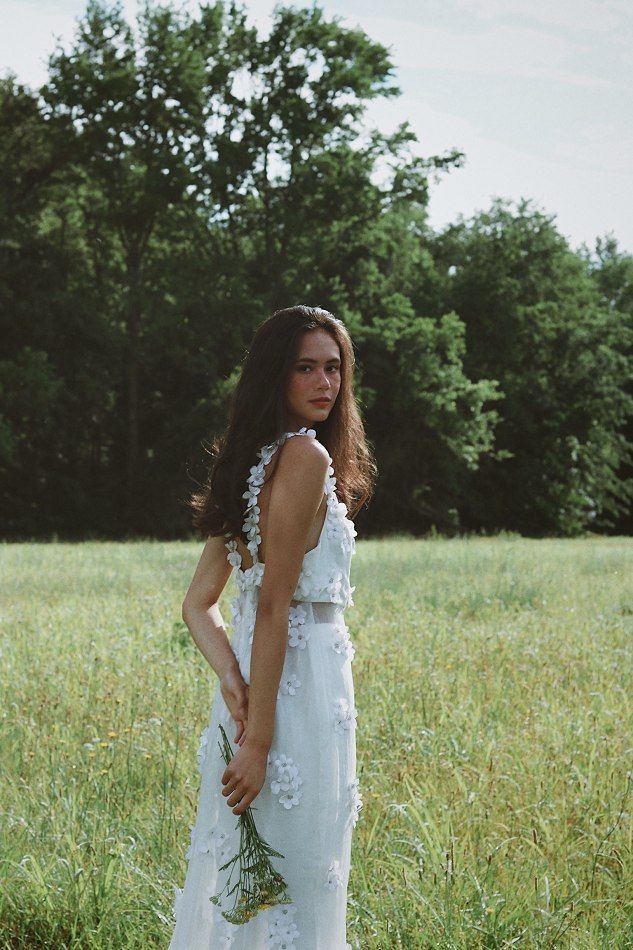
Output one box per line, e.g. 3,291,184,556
288,604,307,627
325,570,344,599
324,859,344,890
237,561,265,594
332,625,355,662
267,751,303,809
248,462,266,485
265,903,300,946
348,776,363,827
278,787,303,809
279,673,301,696
193,825,231,860
332,697,358,733
288,625,310,649
197,727,210,773
295,566,314,598
270,755,299,793
225,539,242,569
326,521,346,544
242,484,260,507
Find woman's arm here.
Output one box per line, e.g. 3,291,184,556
244,435,330,753
220,434,330,815
181,534,237,681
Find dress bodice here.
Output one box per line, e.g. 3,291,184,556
224,427,357,608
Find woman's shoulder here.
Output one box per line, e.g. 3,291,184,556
279,428,331,466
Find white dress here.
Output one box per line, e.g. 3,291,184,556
169,427,362,949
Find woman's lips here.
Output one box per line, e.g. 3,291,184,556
310,399,331,404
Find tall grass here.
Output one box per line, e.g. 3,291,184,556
1,536,631,948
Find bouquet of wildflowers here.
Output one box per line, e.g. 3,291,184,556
210,723,293,925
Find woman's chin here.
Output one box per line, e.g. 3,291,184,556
308,411,329,424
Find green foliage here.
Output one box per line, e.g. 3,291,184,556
432,199,633,535
0,2,631,539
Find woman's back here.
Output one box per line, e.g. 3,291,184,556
225,427,357,608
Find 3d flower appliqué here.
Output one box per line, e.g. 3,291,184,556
324,859,344,891
191,824,232,862
288,603,307,628
225,539,242,570
332,625,355,662
279,672,301,696
347,776,363,827
197,727,211,774
288,625,311,649
294,566,314,599
267,751,303,809
325,569,344,600
265,904,300,946
332,697,358,733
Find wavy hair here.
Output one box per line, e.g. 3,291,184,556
188,305,376,539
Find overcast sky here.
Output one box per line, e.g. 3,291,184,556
2,0,632,253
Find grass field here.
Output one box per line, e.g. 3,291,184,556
1,536,632,948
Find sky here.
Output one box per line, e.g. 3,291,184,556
1,0,632,254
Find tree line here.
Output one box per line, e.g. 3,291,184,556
1,0,631,540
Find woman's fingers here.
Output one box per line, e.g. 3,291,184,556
220,773,254,811
232,794,251,815
227,785,245,807
221,772,240,796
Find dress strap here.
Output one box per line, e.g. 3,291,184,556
225,426,319,568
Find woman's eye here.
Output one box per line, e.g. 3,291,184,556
297,365,339,373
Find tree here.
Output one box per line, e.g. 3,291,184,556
583,235,633,532
433,198,633,535
41,0,254,526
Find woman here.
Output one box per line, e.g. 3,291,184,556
169,305,376,949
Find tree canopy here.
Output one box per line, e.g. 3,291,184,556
0,0,630,539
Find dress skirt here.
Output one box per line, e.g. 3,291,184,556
169,597,360,950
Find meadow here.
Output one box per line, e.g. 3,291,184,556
1,536,631,949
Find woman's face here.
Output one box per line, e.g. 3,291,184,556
285,329,342,430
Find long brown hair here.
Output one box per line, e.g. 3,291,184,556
188,305,376,539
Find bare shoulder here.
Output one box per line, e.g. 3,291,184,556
274,434,330,486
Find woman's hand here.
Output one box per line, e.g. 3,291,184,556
221,741,268,815
220,667,249,746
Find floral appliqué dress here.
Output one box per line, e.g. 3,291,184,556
169,427,362,949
